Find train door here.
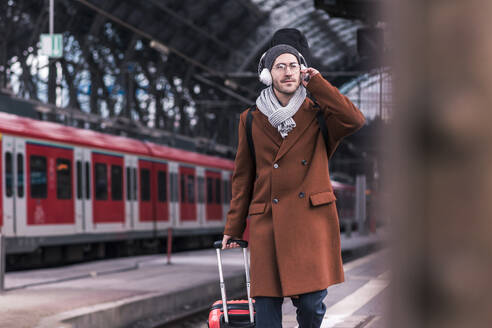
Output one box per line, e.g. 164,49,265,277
154,161,169,224
82,148,93,232
138,159,153,226
196,167,205,225
14,138,26,235
92,152,125,232
2,135,15,236
205,170,222,222
136,159,170,230
21,141,75,236
178,165,197,224
2,137,26,236
124,155,138,230
169,162,179,226
74,148,84,233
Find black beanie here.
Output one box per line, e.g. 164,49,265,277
263,44,303,71
270,28,312,65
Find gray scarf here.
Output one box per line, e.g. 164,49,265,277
256,85,307,138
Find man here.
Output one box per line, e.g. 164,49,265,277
221,30,366,328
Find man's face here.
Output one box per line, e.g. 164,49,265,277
270,53,301,96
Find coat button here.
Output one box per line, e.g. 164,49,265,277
301,160,308,166
273,198,279,204
298,192,305,198
273,163,279,169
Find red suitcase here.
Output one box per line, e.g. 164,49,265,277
207,239,256,328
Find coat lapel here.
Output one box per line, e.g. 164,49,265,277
273,99,316,162
255,110,283,147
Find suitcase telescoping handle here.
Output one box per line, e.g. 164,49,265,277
213,239,254,324
213,239,248,249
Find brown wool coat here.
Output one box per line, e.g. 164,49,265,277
224,74,366,297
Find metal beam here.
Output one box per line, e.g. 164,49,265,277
194,100,243,108
75,0,236,83
193,74,255,105
148,0,244,58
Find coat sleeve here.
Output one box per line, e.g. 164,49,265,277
306,73,366,158
223,112,255,238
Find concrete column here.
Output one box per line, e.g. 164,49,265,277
389,0,492,327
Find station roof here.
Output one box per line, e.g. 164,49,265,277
75,0,364,95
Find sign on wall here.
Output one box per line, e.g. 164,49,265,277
40,34,63,58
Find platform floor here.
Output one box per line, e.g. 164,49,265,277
0,230,386,328
281,248,389,328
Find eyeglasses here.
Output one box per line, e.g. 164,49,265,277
272,63,300,73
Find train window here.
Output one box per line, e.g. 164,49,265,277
222,180,227,204
76,161,82,200
95,163,107,200
85,161,91,199
187,175,195,203
158,170,167,202
169,173,174,202
215,178,221,204
126,167,131,201
206,177,213,204
5,152,13,197
30,155,46,198
180,174,185,202
111,165,123,201
140,168,150,201
57,158,72,199
170,172,177,202
197,177,204,203
132,167,137,200
17,153,24,198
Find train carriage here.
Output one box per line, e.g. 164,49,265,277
0,112,233,265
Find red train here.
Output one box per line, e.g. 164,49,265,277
0,112,357,269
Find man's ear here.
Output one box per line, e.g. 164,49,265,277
259,68,272,86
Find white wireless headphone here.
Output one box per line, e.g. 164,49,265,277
257,51,308,86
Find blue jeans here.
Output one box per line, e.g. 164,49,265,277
254,289,327,328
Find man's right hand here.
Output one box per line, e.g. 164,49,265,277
222,234,241,250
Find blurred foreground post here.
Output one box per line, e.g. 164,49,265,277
389,1,492,327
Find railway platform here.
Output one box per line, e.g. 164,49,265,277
0,230,386,328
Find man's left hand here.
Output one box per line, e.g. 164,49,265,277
301,67,320,87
